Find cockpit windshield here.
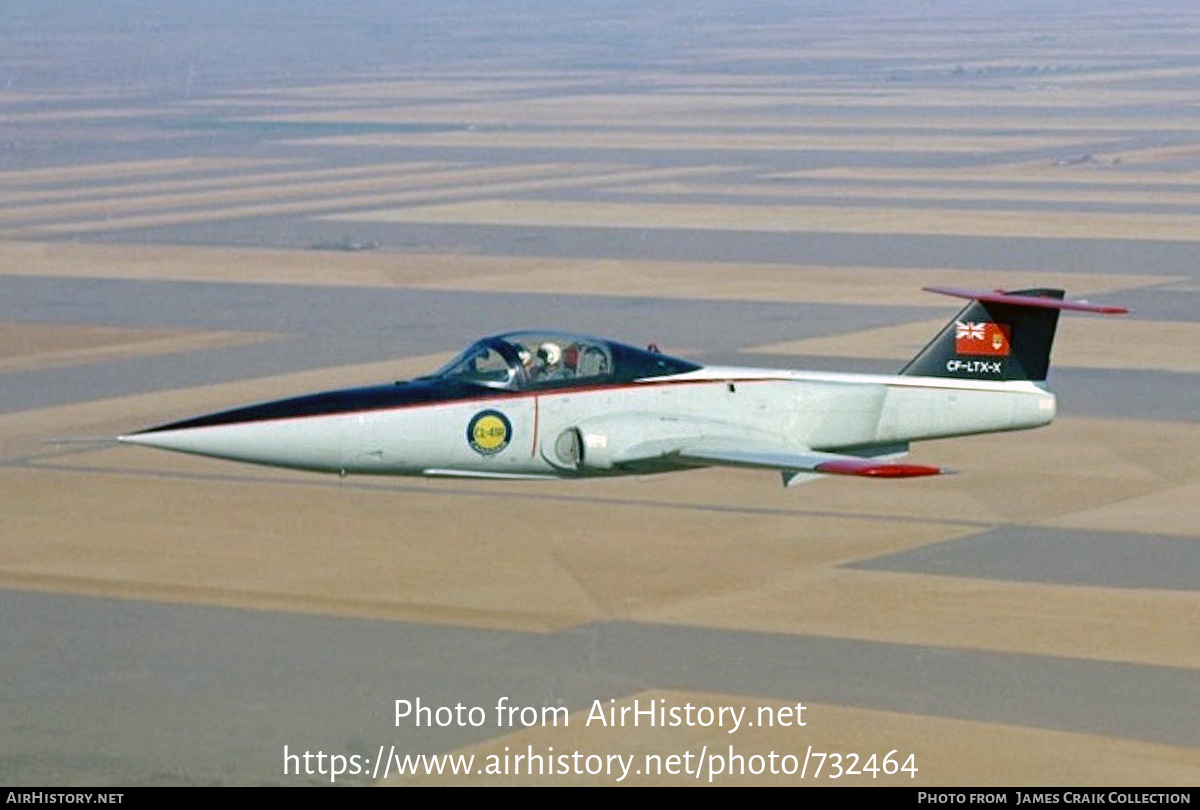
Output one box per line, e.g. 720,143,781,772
432,340,518,389
433,331,700,391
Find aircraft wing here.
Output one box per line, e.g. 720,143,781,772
674,440,945,485
568,413,945,486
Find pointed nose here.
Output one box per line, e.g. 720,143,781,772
117,431,190,452
117,427,238,457
118,418,344,472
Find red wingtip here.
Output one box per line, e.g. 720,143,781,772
814,459,943,478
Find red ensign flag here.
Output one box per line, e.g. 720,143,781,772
955,321,1011,356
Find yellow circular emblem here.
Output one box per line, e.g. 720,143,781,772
467,410,512,455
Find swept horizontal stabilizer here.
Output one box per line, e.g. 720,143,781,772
902,286,1127,382
922,286,1129,314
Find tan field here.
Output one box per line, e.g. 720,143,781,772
4,243,1198,785
2,3,1198,787
322,198,1200,241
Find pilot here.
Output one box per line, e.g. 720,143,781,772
535,342,566,381
514,345,535,379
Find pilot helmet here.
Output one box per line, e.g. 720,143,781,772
538,342,561,366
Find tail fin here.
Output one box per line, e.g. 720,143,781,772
901,286,1127,382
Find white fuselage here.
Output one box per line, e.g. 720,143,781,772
124,366,1056,479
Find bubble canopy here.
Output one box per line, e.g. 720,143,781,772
432,331,701,390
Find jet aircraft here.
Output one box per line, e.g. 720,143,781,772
119,287,1125,486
